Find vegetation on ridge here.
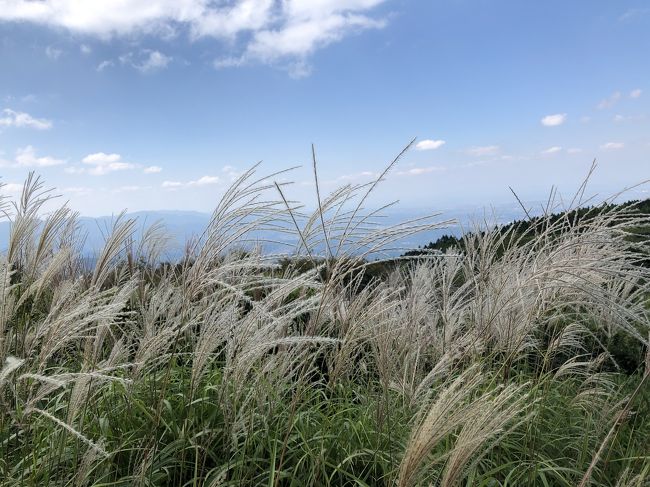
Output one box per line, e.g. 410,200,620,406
0,160,649,486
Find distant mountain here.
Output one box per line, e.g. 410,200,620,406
0,203,532,259
0,210,212,260
76,210,213,257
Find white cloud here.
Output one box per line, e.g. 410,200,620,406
396,166,445,176
143,165,162,174
600,142,625,150
80,44,92,55
287,61,313,78
540,113,566,127
541,146,562,155
619,8,650,22
615,114,645,124
191,0,277,39
336,170,378,182
630,88,642,99
0,0,388,75
114,185,148,193
97,60,114,72
222,165,242,181
213,57,245,69
62,186,92,196
567,148,583,154
161,181,184,189
162,175,220,189
0,0,205,36
597,92,621,109
467,145,499,156
242,9,385,71
2,182,24,194
0,109,52,130
0,146,65,168
15,145,65,167
191,175,219,186
81,152,136,175
580,116,591,124
120,49,171,73
45,45,62,60
415,139,446,151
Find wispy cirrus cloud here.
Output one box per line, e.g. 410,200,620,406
396,166,445,176
630,88,642,99
113,185,150,193
0,0,388,76
62,186,93,196
597,92,622,109
619,8,650,22
613,114,645,123
600,142,625,150
335,170,378,182
45,45,62,60
96,60,114,72
541,146,562,155
162,175,220,190
467,145,499,157
0,109,52,130
119,50,172,73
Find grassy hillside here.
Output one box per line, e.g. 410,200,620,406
0,171,649,486
406,198,650,258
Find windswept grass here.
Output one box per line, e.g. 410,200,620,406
0,155,648,486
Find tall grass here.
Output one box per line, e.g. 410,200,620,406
0,156,648,486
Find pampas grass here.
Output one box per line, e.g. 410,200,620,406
0,154,648,486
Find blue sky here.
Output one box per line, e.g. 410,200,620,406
0,0,648,216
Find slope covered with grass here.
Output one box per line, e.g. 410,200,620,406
0,163,649,486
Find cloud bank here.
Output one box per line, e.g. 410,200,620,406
0,0,388,74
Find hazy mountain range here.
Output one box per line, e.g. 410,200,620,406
0,204,532,260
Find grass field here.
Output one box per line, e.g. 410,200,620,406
0,165,649,486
